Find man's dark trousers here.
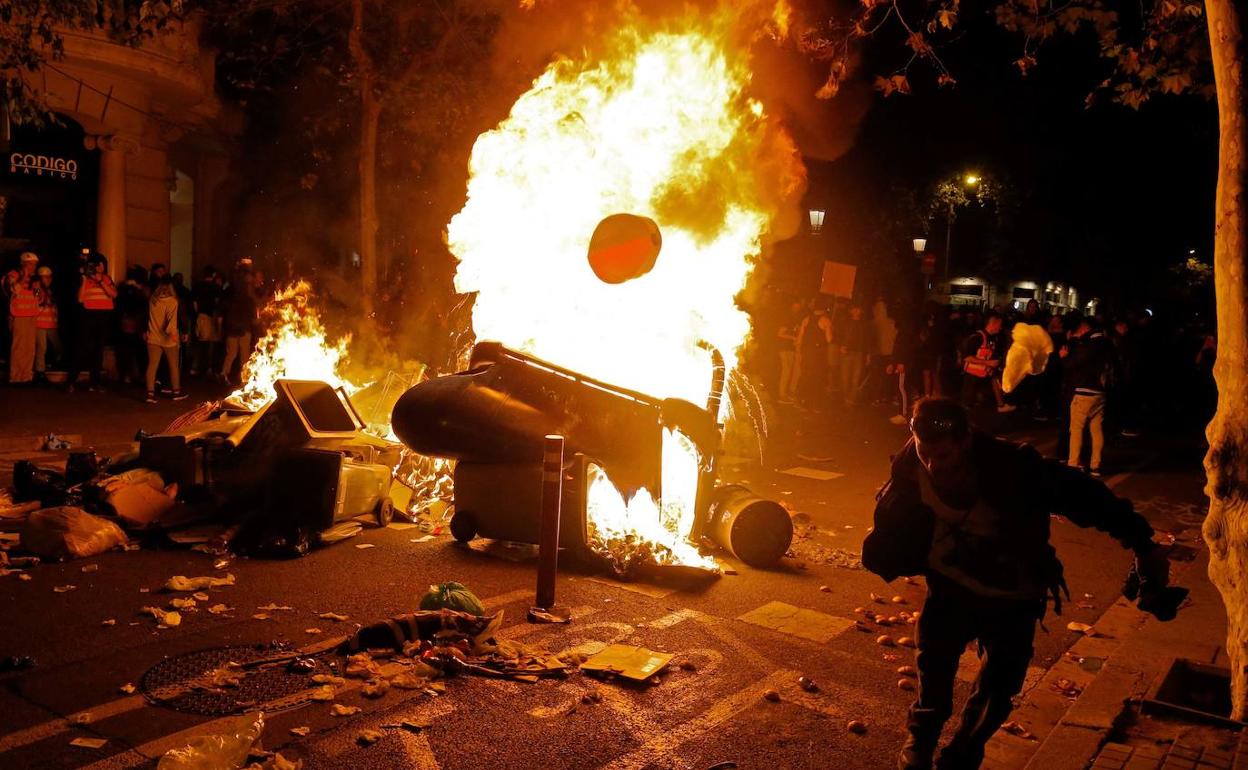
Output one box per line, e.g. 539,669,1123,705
908,575,1041,769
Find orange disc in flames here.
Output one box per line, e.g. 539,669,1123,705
587,213,662,284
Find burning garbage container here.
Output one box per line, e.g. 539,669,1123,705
391,342,792,571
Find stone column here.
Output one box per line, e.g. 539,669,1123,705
85,134,139,282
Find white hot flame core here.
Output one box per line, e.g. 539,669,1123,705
449,25,769,406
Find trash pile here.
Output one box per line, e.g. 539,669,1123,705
0,377,451,577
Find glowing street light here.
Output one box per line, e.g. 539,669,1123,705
964,173,980,186
912,238,927,254
808,209,826,234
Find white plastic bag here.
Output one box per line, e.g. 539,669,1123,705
1002,323,1054,394
20,507,127,560
157,712,264,770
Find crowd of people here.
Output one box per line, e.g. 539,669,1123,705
769,294,1217,474
2,250,270,402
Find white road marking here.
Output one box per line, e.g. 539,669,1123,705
595,669,800,770
0,588,542,759
643,608,698,629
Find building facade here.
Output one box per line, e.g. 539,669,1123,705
2,20,229,283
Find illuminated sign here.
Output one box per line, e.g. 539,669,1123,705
9,152,79,180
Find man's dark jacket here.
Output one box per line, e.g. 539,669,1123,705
863,434,1154,599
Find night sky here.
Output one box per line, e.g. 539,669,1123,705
798,12,1219,312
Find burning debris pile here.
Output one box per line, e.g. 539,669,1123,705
0,283,452,572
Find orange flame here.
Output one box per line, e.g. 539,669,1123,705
450,9,803,568
227,281,357,412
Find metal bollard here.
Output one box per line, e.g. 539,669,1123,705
535,434,564,611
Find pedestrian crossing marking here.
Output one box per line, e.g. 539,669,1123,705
737,601,856,643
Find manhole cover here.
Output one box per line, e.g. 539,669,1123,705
140,645,337,716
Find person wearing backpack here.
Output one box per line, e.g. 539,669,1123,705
143,276,188,403
958,312,1014,414
864,397,1180,770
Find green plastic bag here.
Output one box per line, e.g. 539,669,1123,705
419,582,484,615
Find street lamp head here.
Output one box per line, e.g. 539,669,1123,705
808,209,825,234
912,238,927,254
964,174,980,186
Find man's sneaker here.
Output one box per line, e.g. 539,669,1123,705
1121,428,1141,437
171,390,189,401
997,404,1017,413
145,392,158,404
890,414,909,425
1090,468,1103,478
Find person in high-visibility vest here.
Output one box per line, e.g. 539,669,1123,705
5,252,41,385
73,254,118,391
34,266,61,379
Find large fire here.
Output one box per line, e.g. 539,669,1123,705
227,281,357,412
449,9,803,568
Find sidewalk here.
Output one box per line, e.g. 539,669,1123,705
983,526,1246,770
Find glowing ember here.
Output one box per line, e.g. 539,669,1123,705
227,281,356,412
450,11,802,568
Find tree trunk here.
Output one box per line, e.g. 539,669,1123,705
1202,0,1248,721
358,87,381,322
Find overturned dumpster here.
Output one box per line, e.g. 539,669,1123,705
138,379,402,556
391,342,791,573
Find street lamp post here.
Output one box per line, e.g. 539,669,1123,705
943,173,980,284
808,209,825,235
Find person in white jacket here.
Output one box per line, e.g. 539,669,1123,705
144,276,188,403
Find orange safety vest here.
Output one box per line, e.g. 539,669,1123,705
81,278,115,311
9,280,39,318
36,293,58,329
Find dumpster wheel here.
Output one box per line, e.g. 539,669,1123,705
450,511,477,543
375,497,394,528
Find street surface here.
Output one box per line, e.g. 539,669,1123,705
0,384,1208,770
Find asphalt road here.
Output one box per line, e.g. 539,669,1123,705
0,382,1209,770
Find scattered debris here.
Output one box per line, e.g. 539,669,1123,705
330,704,361,717
1066,622,1098,637
1001,721,1036,739
252,614,270,621
318,612,349,622
581,687,603,704
870,593,886,604
142,607,182,627
897,666,917,677
208,604,231,615
309,685,336,702
192,592,210,601
898,679,916,691
819,585,831,593
356,729,383,746
156,712,263,769
354,544,375,550
53,584,76,593
81,564,99,573
258,604,294,612
582,644,673,682
891,596,906,604
1051,678,1083,698
165,574,236,592
847,720,868,735
897,636,916,648
69,737,108,750
101,619,116,627
762,689,781,702
877,635,895,647
527,607,571,624
119,683,136,694
69,713,93,725
170,598,197,610
305,628,322,635
345,653,381,679
798,676,819,692
361,679,390,698
289,726,311,737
